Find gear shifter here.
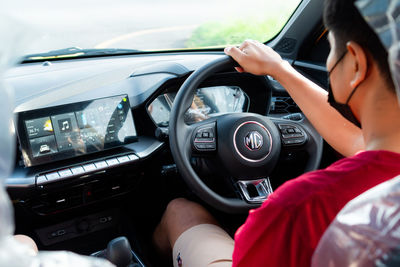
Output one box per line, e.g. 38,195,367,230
106,236,133,267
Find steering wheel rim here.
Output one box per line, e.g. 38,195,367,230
169,55,323,213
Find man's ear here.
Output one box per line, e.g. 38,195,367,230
346,41,368,88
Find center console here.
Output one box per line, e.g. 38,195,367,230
11,95,157,266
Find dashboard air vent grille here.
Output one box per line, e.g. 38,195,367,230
270,96,300,114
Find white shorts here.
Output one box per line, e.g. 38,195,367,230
172,224,234,267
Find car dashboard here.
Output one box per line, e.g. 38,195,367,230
3,52,309,253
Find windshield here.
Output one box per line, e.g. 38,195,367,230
3,0,301,57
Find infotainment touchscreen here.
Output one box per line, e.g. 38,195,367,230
17,95,137,167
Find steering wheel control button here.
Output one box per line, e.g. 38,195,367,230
193,123,217,152
233,121,272,162
278,123,307,146
71,166,85,175
45,172,60,181
195,144,206,149
83,163,96,172
58,169,73,178
106,158,119,166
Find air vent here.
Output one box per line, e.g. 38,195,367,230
275,38,297,54
270,96,300,114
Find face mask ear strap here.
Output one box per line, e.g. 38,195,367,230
328,51,347,73
345,83,361,104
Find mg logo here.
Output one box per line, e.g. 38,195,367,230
244,131,263,151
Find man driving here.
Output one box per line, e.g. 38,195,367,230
153,0,400,266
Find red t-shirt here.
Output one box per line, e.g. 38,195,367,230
232,150,400,267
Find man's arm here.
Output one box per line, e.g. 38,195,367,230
225,40,364,157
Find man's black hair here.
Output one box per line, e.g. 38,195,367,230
324,0,395,90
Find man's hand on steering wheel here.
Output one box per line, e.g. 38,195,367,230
225,39,286,77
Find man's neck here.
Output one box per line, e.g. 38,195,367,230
360,83,400,153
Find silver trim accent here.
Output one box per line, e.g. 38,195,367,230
238,178,273,204
34,153,140,187
233,121,273,163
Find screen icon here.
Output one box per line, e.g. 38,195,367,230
43,119,53,132
29,135,58,157
58,118,72,132
39,144,51,154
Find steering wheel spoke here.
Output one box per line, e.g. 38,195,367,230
236,177,273,204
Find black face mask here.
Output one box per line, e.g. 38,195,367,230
327,52,362,128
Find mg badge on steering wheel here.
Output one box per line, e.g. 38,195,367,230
244,131,263,151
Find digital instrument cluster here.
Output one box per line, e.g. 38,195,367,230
148,85,249,126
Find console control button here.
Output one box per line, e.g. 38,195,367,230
50,229,66,238
83,163,96,172
58,169,73,178
117,156,129,163
37,175,48,185
45,172,60,181
94,161,108,169
128,154,139,161
70,166,85,175
106,158,119,166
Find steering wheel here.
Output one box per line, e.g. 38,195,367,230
169,56,323,213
